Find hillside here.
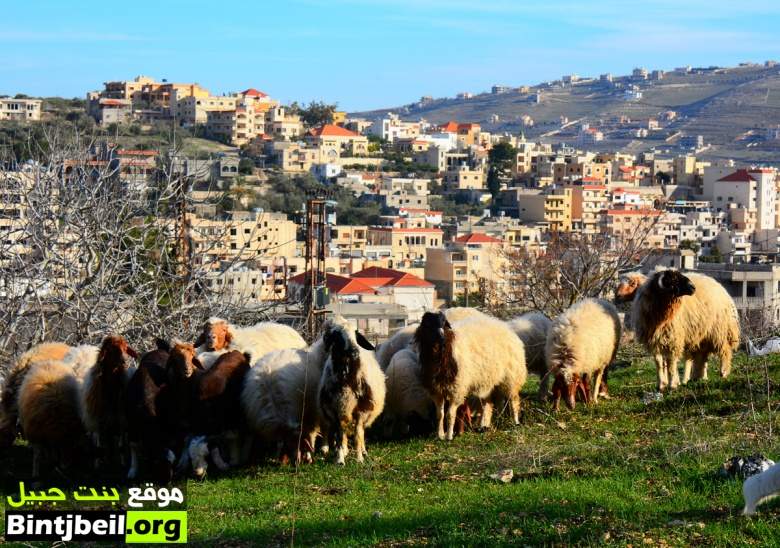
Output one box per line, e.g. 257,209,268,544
356,64,780,164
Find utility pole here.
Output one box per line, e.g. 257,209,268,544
303,197,332,342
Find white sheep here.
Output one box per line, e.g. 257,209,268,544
743,462,780,516
317,317,386,464
631,269,740,391
241,333,330,465
194,317,307,364
381,348,433,437
545,298,621,410
415,312,527,441
507,312,553,399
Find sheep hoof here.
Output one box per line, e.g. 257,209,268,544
437,432,446,441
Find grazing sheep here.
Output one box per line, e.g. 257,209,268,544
743,462,780,516
376,325,417,371
194,317,306,363
631,269,740,391
382,348,433,437
0,342,71,447
441,307,491,323
318,317,386,464
242,336,331,465
79,335,138,467
18,360,88,478
125,339,176,482
546,298,621,410
507,312,553,399
415,312,527,441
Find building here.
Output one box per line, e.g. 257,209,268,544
0,98,42,121
712,169,777,232
369,113,423,143
570,185,608,234
425,233,506,302
696,262,780,328
367,226,444,266
306,124,369,156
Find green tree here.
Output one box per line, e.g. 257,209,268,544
487,166,501,197
238,157,255,175
292,101,338,128
488,141,517,166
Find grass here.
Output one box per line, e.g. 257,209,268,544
3,349,780,546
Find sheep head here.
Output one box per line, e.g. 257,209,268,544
195,318,232,352
324,324,360,385
97,335,138,377
415,312,457,391
167,342,204,380
651,270,695,299
614,272,647,304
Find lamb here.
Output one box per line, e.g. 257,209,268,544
317,317,386,464
382,348,433,437
0,342,71,447
18,360,89,478
507,312,553,400
631,269,740,391
743,462,780,516
193,317,306,365
241,334,331,465
415,312,527,441
545,298,621,410
79,335,138,467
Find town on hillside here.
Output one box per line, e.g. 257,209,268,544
3,66,780,341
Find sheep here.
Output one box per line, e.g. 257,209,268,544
241,336,330,465
194,317,306,364
318,317,386,464
79,335,138,468
545,298,621,410
415,312,527,441
507,312,553,400
0,342,71,447
125,339,177,482
631,269,740,391
743,462,780,516
62,344,101,379
18,360,89,478
441,307,491,323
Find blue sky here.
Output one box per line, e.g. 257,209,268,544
2,0,779,111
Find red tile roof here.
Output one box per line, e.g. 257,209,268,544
241,88,268,98
606,209,662,216
289,271,375,295
370,227,443,233
351,266,433,288
581,177,603,183
308,124,360,138
717,169,757,183
454,233,502,244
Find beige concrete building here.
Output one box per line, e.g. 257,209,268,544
571,184,608,234
306,124,369,156
367,226,443,266
0,98,42,121
444,164,485,191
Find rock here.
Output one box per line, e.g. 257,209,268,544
641,392,663,405
490,469,514,483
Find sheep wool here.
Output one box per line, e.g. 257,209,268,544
546,298,621,409
382,348,432,436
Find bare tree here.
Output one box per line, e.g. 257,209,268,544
0,124,291,371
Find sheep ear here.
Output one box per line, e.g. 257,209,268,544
193,333,205,348
657,271,666,290
224,329,233,345
126,345,139,359
355,331,374,351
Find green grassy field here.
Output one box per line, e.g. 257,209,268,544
3,348,780,546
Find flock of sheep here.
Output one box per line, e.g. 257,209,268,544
0,268,760,507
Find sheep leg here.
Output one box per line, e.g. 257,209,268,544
210,446,230,471
446,403,459,441
538,371,551,401
335,422,348,465
655,354,668,392
509,394,521,425
479,400,494,430
435,398,446,440
590,369,604,403
682,359,693,384
720,348,733,378
668,356,681,389
355,417,367,463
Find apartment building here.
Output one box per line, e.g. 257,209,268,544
570,184,609,233
189,210,298,267
696,262,780,328
499,187,573,232
554,159,611,184
367,226,443,266
425,233,506,302
0,98,42,121
306,124,369,156
443,164,485,191
329,225,368,257
601,209,664,246
712,169,777,232
370,113,423,142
